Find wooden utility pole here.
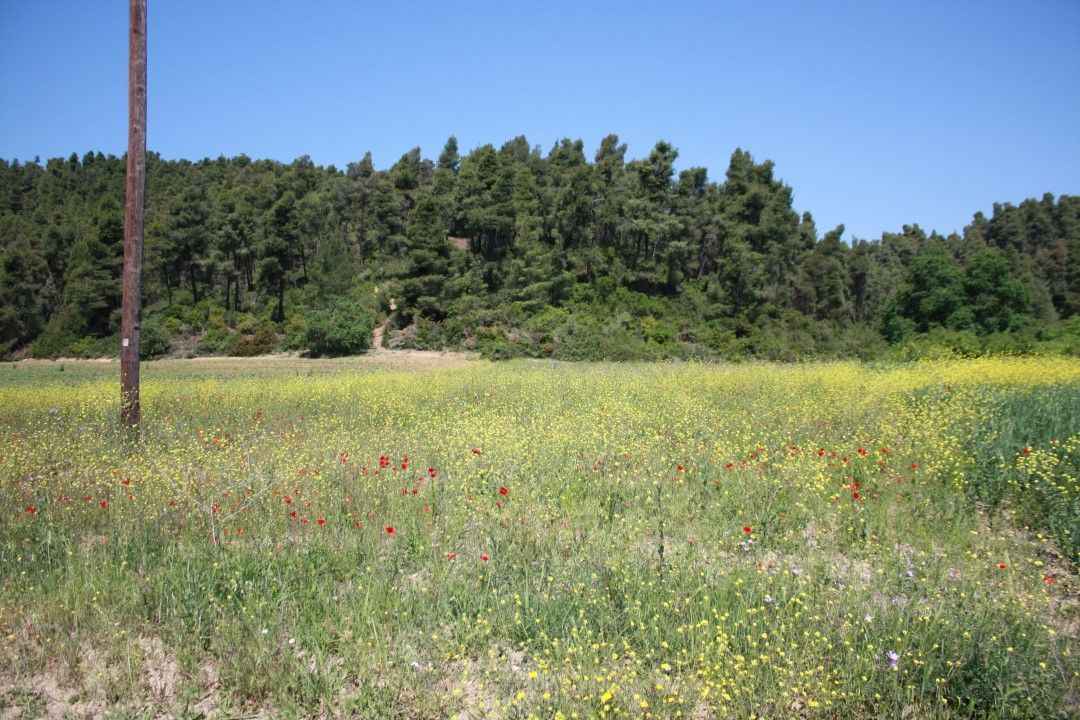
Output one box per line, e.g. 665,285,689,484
120,0,146,431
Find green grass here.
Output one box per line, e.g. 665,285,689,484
1,357,1078,718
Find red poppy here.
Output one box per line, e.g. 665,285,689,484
446,552,457,559
480,553,489,562
379,455,390,468
743,525,752,534
289,510,298,518
99,500,109,509
499,486,509,496
316,518,325,526
911,463,919,469
386,526,395,534
284,495,293,505
25,506,36,515
340,452,349,463
1022,447,1031,455
1044,574,1058,585
998,562,1007,570
472,447,483,455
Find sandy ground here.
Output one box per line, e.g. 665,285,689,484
10,350,479,376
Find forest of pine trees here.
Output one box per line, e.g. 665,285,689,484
1,136,1078,361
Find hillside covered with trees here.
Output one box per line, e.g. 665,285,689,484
1,137,1078,361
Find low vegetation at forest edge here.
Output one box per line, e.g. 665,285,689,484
2,356,1079,717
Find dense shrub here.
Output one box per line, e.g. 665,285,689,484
139,316,172,359
301,299,374,357
230,323,280,357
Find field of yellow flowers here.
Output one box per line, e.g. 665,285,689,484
1,356,1079,719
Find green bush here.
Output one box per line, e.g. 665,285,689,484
230,323,279,357
67,334,117,358
413,318,449,349
200,323,235,355
183,301,212,331
193,308,235,354
29,330,78,359
301,299,374,357
281,313,307,350
234,312,258,335
140,316,172,359
476,332,526,360
640,315,677,344
899,327,983,360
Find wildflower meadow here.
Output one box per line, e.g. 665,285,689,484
1,356,1078,718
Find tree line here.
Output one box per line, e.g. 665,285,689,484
1,136,1077,360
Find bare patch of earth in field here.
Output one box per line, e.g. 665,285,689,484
13,347,478,376
171,348,479,372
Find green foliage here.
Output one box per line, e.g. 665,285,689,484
895,327,984,360
881,251,966,339
0,146,1076,360
139,316,172,360
27,322,79,359
59,198,123,338
301,298,374,357
963,249,1030,332
199,310,236,355
0,237,55,353
200,322,235,355
230,322,279,357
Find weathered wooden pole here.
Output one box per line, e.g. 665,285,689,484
120,0,146,431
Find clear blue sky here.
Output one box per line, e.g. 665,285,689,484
1,1,1078,240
